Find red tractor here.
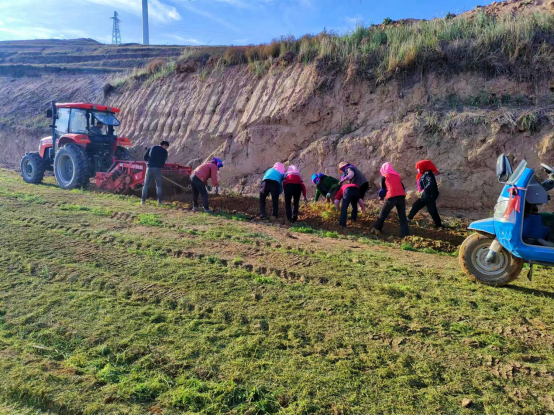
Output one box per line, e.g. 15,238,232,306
21,101,190,193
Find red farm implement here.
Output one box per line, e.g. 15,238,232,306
95,160,192,194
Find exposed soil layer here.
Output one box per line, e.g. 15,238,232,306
113,65,554,215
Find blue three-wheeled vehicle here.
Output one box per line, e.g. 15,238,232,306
459,154,554,286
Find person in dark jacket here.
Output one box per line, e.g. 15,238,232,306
371,162,410,237
408,160,442,228
338,162,368,211
312,173,340,202
334,183,360,227
90,121,105,136
141,141,169,205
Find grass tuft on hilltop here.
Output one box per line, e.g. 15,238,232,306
213,11,554,81
114,10,554,89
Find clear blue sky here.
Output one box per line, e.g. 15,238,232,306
0,0,492,46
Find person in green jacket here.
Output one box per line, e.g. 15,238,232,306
312,173,340,202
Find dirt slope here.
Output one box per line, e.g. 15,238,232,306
0,1,553,215
110,65,554,213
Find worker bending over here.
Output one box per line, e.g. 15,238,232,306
312,172,340,202
334,182,360,228
260,162,285,220
283,165,308,223
339,162,368,211
191,157,223,213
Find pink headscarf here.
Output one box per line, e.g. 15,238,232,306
286,165,299,175
380,162,400,177
273,162,285,175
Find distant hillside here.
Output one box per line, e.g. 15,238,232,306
0,38,184,76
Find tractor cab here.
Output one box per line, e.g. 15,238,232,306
22,101,132,189
89,110,120,137
42,102,131,169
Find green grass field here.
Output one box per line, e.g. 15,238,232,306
0,169,553,414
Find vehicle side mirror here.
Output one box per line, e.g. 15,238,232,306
46,109,53,118
496,154,513,183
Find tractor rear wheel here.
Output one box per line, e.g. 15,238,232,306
54,144,89,189
459,233,523,286
20,152,46,184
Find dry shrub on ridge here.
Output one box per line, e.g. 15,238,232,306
146,58,166,74
223,46,248,65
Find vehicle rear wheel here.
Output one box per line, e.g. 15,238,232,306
459,233,523,286
54,144,89,189
20,152,46,184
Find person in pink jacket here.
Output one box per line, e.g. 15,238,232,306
191,157,223,212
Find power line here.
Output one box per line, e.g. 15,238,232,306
111,11,122,45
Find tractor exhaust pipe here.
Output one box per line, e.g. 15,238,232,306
50,100,57,157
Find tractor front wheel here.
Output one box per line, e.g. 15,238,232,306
459,233,523,286
54,144,89,189
20,152,46,184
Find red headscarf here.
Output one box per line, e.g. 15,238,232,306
415,160,439,191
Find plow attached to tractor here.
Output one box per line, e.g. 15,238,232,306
95,160,191,194
21,101,191,196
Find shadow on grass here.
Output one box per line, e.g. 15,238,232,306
35,182,59,189
505,285,554,299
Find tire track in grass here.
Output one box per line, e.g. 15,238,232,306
12,207,335,287
1,214,329,313
1,190,445,287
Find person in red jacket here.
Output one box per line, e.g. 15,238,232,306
283,165,308,222
371,162,410,237
408,159,443,228
334,182,360,227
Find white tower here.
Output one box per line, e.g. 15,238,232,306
142,0,149,45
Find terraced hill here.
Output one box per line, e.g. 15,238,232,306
0,38,184,75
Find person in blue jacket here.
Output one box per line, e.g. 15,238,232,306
260,162,285,220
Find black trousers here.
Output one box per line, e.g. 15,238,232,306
340,187,360,227
284,183,302,222
374,195,410,237
408,197,442,227
359,182,369,200
260,179,280,217
191,174,209,210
